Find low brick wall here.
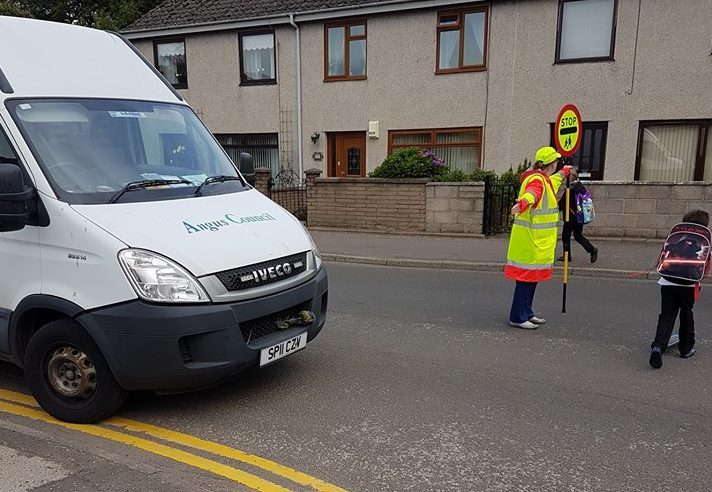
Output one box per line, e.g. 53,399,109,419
584,182,712,239
256,167,712,238
426,182,485,234
306,172,428,232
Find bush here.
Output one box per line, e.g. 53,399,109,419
498,160,529,185
371,150,531,185
368,147,444,178
433,168,470,182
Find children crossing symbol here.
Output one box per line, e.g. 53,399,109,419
555,104,582,158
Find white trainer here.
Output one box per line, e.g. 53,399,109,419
529,316,546,324
509,321,538,330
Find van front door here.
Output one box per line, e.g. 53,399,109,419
0,122,41,355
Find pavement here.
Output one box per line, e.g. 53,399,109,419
310,228,668,281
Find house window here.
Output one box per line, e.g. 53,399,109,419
215,133,279,176
436,7,488,73
388,128,482,173
635,121,712,182
549,122,608,180
239,31,276,85
154,38,187,89
556,0,617,62
324,20,367,81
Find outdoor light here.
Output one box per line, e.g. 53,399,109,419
310,131,320,144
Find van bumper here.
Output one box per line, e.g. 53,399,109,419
76,267,328,392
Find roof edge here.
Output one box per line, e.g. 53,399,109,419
122,0,483,39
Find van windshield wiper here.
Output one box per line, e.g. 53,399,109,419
108,179,192,204
194,175,244,197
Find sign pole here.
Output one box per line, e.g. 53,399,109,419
562,165,570,313
554,104,583,314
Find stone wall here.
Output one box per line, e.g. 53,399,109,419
425,183,485,234
584,182,712,239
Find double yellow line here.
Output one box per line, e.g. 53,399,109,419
0,389,347,492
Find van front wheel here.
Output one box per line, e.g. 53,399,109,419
25,320,127,423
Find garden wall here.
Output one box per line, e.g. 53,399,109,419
305,170,427,233
584,182,712,239
254,168,712,238
425,183,485,234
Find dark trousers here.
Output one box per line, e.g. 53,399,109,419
562,221,594,258
652,286,696,354
510,281,537,323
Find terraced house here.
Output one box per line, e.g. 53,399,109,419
123,0,712,182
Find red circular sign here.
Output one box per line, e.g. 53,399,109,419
555,104,582,158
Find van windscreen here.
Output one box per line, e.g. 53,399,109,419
7,99,247,204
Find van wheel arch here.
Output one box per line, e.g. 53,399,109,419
10,295,84,367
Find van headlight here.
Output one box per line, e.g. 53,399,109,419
118,249,210,303
301,224,322,269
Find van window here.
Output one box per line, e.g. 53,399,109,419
7,99,246,204
0,127,19,164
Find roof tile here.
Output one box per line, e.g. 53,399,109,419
124,0,414,32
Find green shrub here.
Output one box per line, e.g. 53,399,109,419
498,160,529,185
433,168,470,182
469,168,498,182
370,151,532,184
369,147,443,178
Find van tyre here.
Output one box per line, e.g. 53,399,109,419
25,319,127,423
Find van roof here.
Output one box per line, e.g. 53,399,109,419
0,16,180,103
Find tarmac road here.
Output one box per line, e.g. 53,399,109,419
1,262,711,491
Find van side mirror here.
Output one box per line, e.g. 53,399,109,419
238,152,255,186
0,164,33,232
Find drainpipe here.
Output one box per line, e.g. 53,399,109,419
289,14,304,178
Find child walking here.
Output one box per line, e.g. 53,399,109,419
557,179,598,263
650,209,711,369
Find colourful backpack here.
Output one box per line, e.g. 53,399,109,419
656,223,712,284
575,189,595,224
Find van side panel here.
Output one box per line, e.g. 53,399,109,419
0,222,41,350
39,196,137,310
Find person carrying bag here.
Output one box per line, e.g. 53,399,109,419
557,180,598,263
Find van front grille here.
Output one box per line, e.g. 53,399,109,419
216,252,308,292
239,302,312,344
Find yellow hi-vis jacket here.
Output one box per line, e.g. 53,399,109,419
505,170,566,282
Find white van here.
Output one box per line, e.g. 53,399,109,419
0,17,327,423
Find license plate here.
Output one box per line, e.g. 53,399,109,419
259,332,308,367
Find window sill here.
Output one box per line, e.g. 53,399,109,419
171,84,188,90
435,66,487,75
239,80,278,86
323,76,367,82
554,57,615,64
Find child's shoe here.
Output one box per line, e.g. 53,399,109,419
649,347,663,369
680,348,696,359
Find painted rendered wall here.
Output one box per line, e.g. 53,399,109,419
298,9,489,175
131,0,712,180
132,27,295,145
485,0,712,180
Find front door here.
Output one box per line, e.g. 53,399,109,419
329,132,366,177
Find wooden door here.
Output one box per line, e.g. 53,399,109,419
330,132,366,177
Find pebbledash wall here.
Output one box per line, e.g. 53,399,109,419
255,169,712,238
